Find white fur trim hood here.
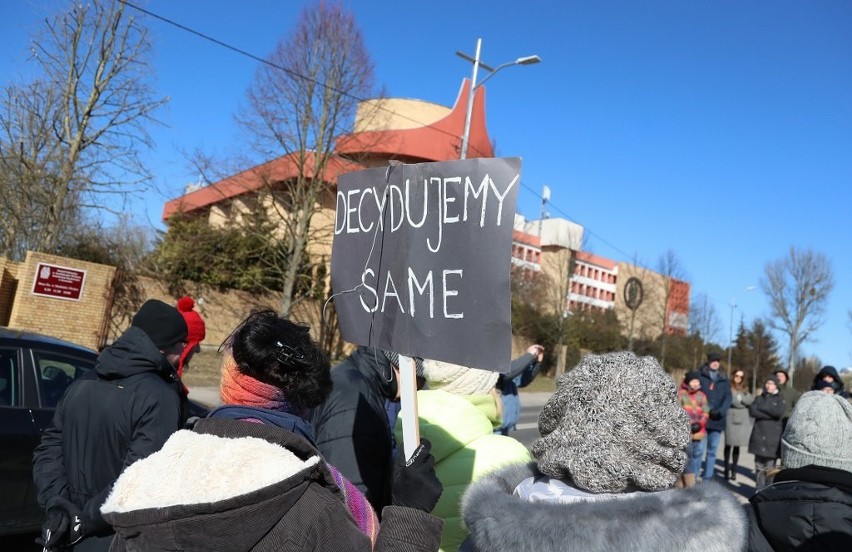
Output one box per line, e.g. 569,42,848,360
460,462,747,552
102,429,319,514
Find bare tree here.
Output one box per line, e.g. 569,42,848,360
689,293,722,344
761,246,834,384
655,249,685,369
545,247,575,376
538,223,588,376
510,264,549,311
57,215,152,338
688,291,723,366
235,1,377,316
0,0,165,259
0,81,63,258
619,255,658,352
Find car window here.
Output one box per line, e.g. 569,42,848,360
0,348,18,406
35,351,95,408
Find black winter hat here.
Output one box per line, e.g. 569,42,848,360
131,299,188,350
685,371,701,383
707,352,722,362
818,366,840,380
764,374,781,387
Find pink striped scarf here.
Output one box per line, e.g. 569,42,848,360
220,353,292,411
219,351,379,547
327,464,380,547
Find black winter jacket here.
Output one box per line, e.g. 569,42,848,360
748,465,852,551
698,364,732,432
311,346,398,511
102,417,443,552
748,391,785,458
32,327,186,537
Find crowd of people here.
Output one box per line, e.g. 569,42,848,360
30,299,852,551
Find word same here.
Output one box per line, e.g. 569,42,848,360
358,267,463,319
335,173,519,253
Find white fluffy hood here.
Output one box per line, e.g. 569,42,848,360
102,429,319,514
461,462,748,552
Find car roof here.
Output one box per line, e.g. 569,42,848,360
0,327,97,355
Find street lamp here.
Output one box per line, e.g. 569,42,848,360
456,38,541,159
727,301,737,370
728,286,757,369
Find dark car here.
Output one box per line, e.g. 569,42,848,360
0,328,208,536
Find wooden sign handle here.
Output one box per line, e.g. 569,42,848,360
398,354,421,460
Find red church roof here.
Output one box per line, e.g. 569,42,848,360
336,79,493,161
162,153,364,220
163,79,493,221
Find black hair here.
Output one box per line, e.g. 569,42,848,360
229,310,332,411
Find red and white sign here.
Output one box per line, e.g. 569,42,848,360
31,262,87,301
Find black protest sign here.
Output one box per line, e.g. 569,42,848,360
331,157,520,372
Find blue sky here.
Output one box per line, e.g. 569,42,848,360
2,0,850,368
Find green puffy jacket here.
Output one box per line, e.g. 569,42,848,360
395,390,533,551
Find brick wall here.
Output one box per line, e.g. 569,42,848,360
2,252,532,365
1,252,530,365
5,252,117,350
110,277,340,355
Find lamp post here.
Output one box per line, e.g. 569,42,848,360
728,300,737,370
456,38,541,159
728,286,757,370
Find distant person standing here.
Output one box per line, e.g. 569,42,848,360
494,344,544,435
311,347,423,513
698,351,732,480
175,296,206,382
811,365,848,398
724,370,754,481
773,368,800,431
749,375,785,491
402,359,532,550
678,371,709,487
33,299,189,551
748,391,852,550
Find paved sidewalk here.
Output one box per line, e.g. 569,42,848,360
187,384,220,408
709,440,757,504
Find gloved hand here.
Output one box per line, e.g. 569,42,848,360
184,415,202,430
391,438,443,513
709,409,722,421
36,497,83,550
690,422,702,434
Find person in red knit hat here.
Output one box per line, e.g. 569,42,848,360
176,296,206,379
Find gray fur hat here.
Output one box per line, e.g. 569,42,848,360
781,391,852,472
531,351,690,493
